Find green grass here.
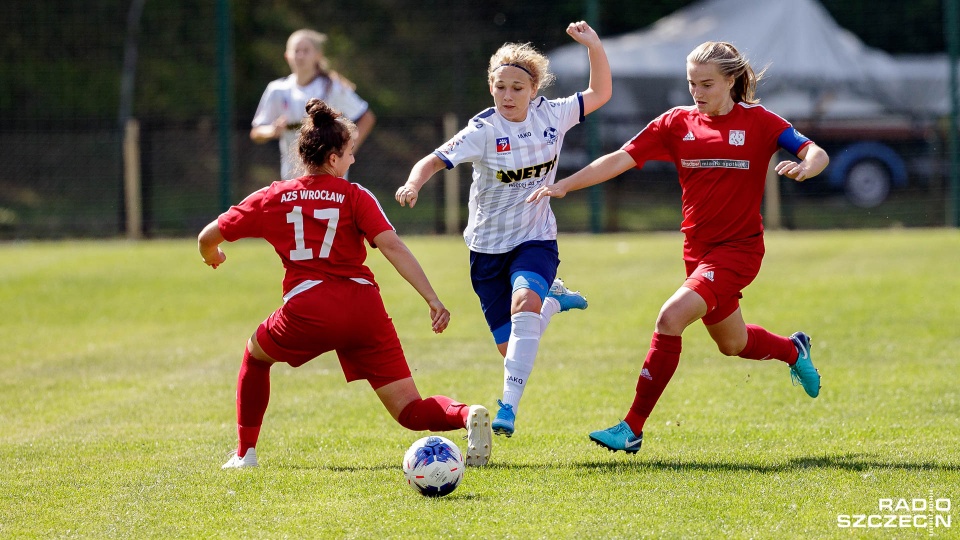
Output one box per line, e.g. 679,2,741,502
1,230,958,538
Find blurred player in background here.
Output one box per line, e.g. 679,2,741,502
528,41,828,453
250,29,376,180
201,98,491,469
395,22,611,438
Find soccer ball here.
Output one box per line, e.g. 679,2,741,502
402,435,464,497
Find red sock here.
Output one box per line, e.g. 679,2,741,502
625,333,682,435
237,426,261,456
236,348,272,455
738,324,799,364
398,396,467,431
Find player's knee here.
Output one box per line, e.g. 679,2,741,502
715,336,746,357
655,310,687,336
510,288,542,314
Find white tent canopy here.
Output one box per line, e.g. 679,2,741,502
547,0,951,121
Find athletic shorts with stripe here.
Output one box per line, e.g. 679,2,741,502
255,279,410,389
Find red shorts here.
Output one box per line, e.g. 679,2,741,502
254,279,410,389
682,234,764,325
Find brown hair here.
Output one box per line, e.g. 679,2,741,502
297,98,357,171
686,41,765,104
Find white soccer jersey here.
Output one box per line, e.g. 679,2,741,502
252,74,370,179
435,93,584,254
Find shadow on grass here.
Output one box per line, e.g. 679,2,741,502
572,453,960,473
286,453,960,474
288,464,398,472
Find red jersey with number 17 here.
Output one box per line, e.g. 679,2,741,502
217,174,395,296
623,103,808,245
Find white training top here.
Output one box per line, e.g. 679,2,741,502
434,93,584,254
252,74,369,179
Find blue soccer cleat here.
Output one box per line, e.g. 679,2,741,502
492,400,516,437
548,278,588,312
789,331,820,398
589,421,643,453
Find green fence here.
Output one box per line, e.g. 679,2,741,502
0,0,954,238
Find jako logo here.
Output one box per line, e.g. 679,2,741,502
506,376,524,384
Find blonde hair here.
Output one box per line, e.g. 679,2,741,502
286,29,330,75
686,41,765,104
487,42,555,92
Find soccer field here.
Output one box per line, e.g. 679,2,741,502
1,229,957,538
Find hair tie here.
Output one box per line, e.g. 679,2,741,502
498,63,534,78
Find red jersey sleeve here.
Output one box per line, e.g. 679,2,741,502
218,186,268,241
621,110,676,168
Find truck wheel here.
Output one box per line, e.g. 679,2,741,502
844,159,891,208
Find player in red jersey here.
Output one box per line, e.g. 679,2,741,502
200,98,492,469
528,41,829,453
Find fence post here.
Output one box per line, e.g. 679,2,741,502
443,113,460,235
216,0,235,211
585,0,603,233
945,0,960,227
123,118,142,240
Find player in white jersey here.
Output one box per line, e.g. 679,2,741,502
395,21,611,437
251,29,376,180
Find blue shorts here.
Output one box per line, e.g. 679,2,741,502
469,240,560,342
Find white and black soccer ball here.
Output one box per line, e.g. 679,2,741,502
402,435,464,497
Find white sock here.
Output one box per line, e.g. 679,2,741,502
540,296,560,334
501,311,542,412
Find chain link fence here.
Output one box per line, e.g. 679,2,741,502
0,1,953,239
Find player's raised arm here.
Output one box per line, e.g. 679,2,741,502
396,154,446,208
374,229,450,334
565,21,612,115
527,149,636,202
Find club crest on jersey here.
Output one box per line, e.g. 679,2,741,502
543,127,558,144
496,137,511,154
729,130,745,146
